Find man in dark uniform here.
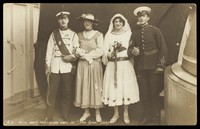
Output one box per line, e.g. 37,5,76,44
44,11,79,123
128,6,168,125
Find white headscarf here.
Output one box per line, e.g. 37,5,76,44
102,13,132,65
105,13,132,35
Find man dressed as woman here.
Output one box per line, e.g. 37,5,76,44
102,14,140,124
74,13,104,123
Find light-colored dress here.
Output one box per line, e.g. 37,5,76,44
102,30,140,107
74,30,104,109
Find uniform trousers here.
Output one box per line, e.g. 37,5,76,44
136,69,161,121
45,72,72,119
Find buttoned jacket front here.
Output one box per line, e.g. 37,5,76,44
129,25,168,70
45,29,79,73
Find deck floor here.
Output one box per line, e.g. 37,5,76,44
4,99,165,126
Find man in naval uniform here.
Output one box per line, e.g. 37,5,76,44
44,11,79,122
128,6,168,125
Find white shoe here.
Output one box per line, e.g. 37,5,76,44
109,115,119,124
123,113,130,124
96,113,102,122
80,112,90,122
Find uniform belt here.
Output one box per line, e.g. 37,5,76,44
79,57,101,62
54,56,63,57
109,57,129,62
143,49,158,55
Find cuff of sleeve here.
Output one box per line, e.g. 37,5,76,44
46,63,50,68
107,52,112,57
157,64,165,70
71,54,76,58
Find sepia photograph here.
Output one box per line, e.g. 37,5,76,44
3,3,196,126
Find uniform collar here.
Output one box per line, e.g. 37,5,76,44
84,28,93,32
140,24,150,29
59,27,69,31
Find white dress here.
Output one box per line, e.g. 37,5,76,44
102,30,140,106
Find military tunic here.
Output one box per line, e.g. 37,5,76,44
129,24,167,70
46,29,79,73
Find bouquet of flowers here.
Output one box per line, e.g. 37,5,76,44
110,41,127,59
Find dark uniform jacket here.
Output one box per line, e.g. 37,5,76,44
128,24,168,70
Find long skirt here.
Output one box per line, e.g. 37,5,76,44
74,60,104,109
102,60,140,106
